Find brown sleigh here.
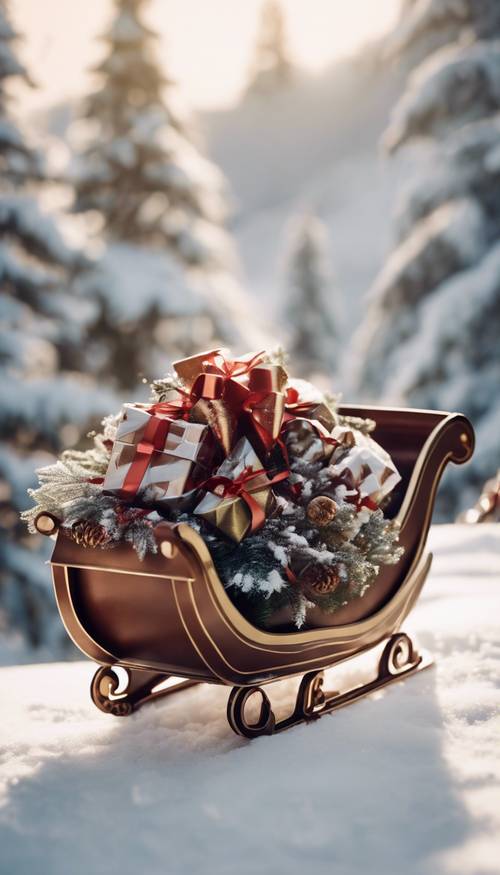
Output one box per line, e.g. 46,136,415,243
40,404,474,737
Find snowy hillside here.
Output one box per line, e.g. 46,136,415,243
1,523,499,875
202,49,408,339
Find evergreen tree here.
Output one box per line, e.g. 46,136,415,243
72,0,253,389
351,1,500,515
0,1,113,652
282,213,338,377
393,0,500,64
247,0,294,96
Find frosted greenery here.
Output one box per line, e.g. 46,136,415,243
24,391,403,631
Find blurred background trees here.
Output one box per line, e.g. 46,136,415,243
0,0,114,652
282,213,338,378
71,0,256,391
1,0,498,657
351,0,500,515
246,0,295,96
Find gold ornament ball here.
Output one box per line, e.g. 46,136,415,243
306,495,338,527
301,564,341,596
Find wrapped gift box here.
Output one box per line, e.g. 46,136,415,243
103,403,216,508
194,437,279,542
328,428,401,504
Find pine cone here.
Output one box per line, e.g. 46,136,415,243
301,563,341,596
71,520,110,548
306,495,338,527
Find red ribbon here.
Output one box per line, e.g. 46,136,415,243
358,495,379,511
284,387,320,417
119,404,184,499
202,465,289,534
203,350,266,382
283,387,334,442
115,504,151,526
148,393,194,421
242,390,279,453
321,435,339,448
190,372,225,402
285,565,299,585
201,351,266,411
194,369,249,413
281,413,335,445
239,362,287,453
335,469,379,512
173,350,283,454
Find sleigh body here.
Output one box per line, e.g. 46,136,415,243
47,404,474,735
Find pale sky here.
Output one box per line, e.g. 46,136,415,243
11,0,401,114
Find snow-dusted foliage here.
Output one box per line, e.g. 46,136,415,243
351,1,500,517
281,213,338,377
75,242,265,387
385,39,500,152
0,1,114,652
70,0,259,389
71,0,233,261
392,0,500,60
393,115,500,239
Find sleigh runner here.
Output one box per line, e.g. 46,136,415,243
38,403,474,737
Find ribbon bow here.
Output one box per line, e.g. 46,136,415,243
202,465,289,534
284,386,316,416
283,386,337,446
284,387,329,425
174,348,266,392
242,363,288,453
119,396,203,499
149,393,195,422
177,364,285,461
203,350,266,382
193,350,268,415
119,405,178,499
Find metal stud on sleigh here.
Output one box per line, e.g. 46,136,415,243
28,349,475,738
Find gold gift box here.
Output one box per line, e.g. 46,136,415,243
194,437,276,542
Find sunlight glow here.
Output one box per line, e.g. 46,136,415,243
12,0,401,113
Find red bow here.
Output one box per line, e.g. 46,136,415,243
242,364,287,453
282,387,336,444
202,465,289,534
119,403,184,499
200,351,266,414
335,469,379,512
284,386,316,416
242,390,280,453
203,350,266,382
148,393,194,422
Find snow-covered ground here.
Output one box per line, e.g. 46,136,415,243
0,523,499,875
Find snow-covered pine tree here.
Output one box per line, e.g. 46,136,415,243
246,0,294,96
351,0,500,516
0,1,114,652
72,0,254,390
282,213,338,377
392,0,500,66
